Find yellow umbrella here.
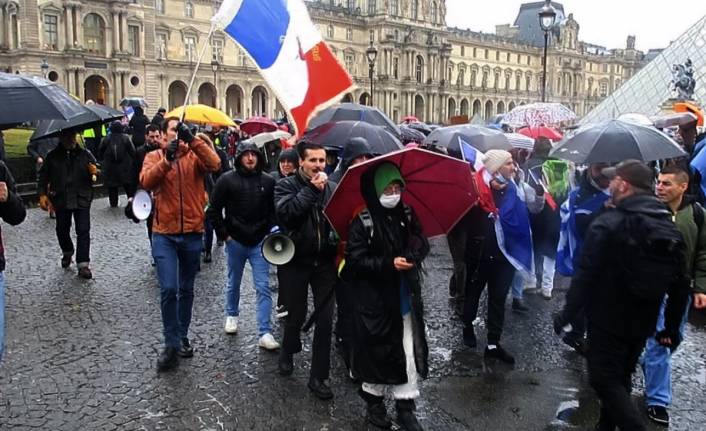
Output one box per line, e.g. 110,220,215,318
165,104,236,127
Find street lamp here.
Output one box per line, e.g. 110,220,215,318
40,58,49,79
538,0,556,102
366,41,378,107
211,59,220,109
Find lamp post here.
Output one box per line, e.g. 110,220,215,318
211,60,220,109
40,58,49,79
538,0,556,102
366,41,378,107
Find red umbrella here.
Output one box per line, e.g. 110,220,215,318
518,126,563,141
324,148,479,240
402,115,419,124
240,116,277,136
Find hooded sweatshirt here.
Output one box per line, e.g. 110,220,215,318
329,137,373,183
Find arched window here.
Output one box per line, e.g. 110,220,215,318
389,0,399,16
431,2,438,23
415,56,424,83
84,14,105,55
457,69,465,86
367,0,376,15
411,0,418,19
185,1,194,18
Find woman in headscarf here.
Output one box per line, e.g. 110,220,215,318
344,162,430,430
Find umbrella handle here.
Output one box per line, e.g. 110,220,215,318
180,23,216,124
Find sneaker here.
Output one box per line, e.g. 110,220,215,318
484,344,515,365
541,289,552,300
61,254,72,269
157,346,178,372
224,316,238,334
258,333,280,350
646,405,669,426
275,305,289,319
308,377,333,400
512,298,529,312
203,251,212,263
178,337,194,358
77,267,93,279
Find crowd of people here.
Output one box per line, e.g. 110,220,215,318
1,103,706,431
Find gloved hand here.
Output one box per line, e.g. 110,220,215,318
38,195,50,211
176,122,194,144
88,163,98,182
655,329,682,352
166,139,179,161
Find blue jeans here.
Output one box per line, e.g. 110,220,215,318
152,233,202,348
225,238,272,336
0,272,4,361
640,294,692,407
511,272,524,300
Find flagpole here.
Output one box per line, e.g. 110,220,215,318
180,23,216,122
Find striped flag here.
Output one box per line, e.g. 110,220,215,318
493,181,534,274
459,137,485,172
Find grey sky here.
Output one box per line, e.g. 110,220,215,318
445,0,706,52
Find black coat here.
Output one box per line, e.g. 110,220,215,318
129,113,150,147
344,168,430,385
0,161,26,271
524,157,561,257
274,169,337,264
99,134,136,187
39,145,96,210
561,193,691,339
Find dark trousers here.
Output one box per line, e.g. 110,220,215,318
203,218,214,254
278,261,336,380
108,184,136,208
55,208,91,265
146,213,154,246
334,278,354,368
587,325,647,431
463,254,516,344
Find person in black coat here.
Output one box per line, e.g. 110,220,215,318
99,121,136,207
200,132,231,262
129,106,150,148
38,131,98,279
150,108,166,127
345,162,429,430
328,137,374,183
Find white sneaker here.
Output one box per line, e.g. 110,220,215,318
541,289,552,300
258,333,280,350
224,316,238,334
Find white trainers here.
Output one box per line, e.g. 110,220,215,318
541,288,553,300
258,333,280,350
224,316,238,334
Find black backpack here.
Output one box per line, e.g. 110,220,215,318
620,211,687,301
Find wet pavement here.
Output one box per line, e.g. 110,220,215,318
1,197,705,430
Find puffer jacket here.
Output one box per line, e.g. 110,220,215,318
39,145,97,210
140,137,221,234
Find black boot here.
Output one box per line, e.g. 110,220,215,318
157,347,178,372
396,399,423,431
359,389,391,429
278,350,293,376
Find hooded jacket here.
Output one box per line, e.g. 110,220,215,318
344,166,430,384
99,123,136,187
562,193,691,339
206,141,275,246
329,138,373,183
129,107,150,147
270,148,298,182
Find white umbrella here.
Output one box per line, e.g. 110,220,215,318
247,130,292,147
504,102,577,128
505,133,535,150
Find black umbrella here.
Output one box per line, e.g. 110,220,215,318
0,72,85,123
119,97,148,108
30,104,124,141
399,125,426,144
550,120,687,164
424,124,511,157
405,121,433,136
302,120,403,155
307,103,400,138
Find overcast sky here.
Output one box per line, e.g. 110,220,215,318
445,0,706,52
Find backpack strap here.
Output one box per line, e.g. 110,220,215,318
693,202,704,234
358,209,374,241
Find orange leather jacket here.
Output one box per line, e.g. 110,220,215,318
140,137,221,234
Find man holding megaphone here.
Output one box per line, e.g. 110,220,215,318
205,140,279,351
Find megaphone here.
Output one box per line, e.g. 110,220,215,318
132,189,153,221
261,232,295,265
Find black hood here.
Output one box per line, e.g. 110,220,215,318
340,137,373,172
235,140,265,173
618,193,671,217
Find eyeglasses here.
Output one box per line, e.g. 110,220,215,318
382,183,404,195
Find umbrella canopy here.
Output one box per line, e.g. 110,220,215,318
652,112,698,129
518,126,563,141
165,104,235,127
119,97,148,108
324,147,479,240
504,102,576,128
30,104,124,141
399,125,426,144
307,103,400,138
0,72,86,123
424,124,512,156
401,116,419,123
617,113,653,127
406,121,432,136
247,130,292,147
505,133,535,150
240,116,278,136
302,120,403,155
550,120,687,164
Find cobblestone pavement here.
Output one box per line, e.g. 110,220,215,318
1,198,705,430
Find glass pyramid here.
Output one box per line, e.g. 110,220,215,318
582,14,706,124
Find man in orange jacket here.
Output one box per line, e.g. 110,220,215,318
140,118,220,372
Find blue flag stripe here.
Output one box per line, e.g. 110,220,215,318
224,0,290,69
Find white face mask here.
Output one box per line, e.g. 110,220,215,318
379,193,401,209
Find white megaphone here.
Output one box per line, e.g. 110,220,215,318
261,231,295,266
132,189,153,221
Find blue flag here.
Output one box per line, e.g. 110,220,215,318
494,181,534,274
460,137,485,172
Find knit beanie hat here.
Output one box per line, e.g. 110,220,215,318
374,162,405,198
483,149,512,174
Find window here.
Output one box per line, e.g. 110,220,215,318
602,63,608,73
470,70,476,88
84,14,105,55
43,14,58,50
185,1,194,18
484,49,488,60
185,36,196,62
457,69,465,86
518,54,522,64
415,56,424,83
525,75,531,91
411,0,418,19
238,49,247,66
156,0,165,14
506,52,510,62
212,39,223,62
515,74,521,91
482,71,488,88
505,74,510,90
127,25,140,56
327,25,334,38
393,57,399,79
345,54,355,75
494,72,500,89
600,81,608,96
495,51,500,61
346,28,353,41
369,30,374,43
431,1,438,23
156,33,167,59
368,0,376,15
389,0,398,16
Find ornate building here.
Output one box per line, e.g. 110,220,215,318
0,0,648,124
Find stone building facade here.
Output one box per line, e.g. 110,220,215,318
0,0,647,124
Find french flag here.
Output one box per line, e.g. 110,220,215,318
459,137,485,172
212,0,354,136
